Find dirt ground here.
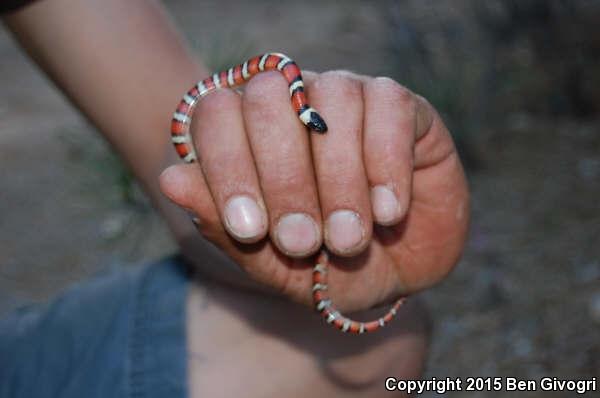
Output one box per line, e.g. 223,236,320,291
1,1,598,396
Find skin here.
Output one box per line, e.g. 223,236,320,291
3,0,468,396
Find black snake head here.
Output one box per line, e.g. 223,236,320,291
307,112,328,133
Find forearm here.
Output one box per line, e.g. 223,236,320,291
3,0,207,205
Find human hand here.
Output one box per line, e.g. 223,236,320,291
160,70,469,312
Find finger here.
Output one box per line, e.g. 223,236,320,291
193,89,268,243
242,71,323,257
158,163,222,239
307,71,372,257
363,77,417,225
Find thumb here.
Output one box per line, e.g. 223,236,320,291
159,163,224,241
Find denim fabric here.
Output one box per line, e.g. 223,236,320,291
0,257,189,398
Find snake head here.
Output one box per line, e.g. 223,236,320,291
307,111,328,133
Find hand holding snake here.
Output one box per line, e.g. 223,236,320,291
160,53,469,332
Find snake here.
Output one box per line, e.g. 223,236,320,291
170,52,406,333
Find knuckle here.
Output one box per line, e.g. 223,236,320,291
244,71,288,103
312,70,362,97
369,77,415,109
262,161,308,192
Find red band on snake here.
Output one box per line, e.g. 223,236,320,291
170,52,406,333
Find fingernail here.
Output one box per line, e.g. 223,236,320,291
223,195,266,240
326,210,364,253
371,185,400,225
275,213,319,255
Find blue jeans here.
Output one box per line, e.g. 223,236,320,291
0,257,189,398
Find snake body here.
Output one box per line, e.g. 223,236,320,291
171,52,405,333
